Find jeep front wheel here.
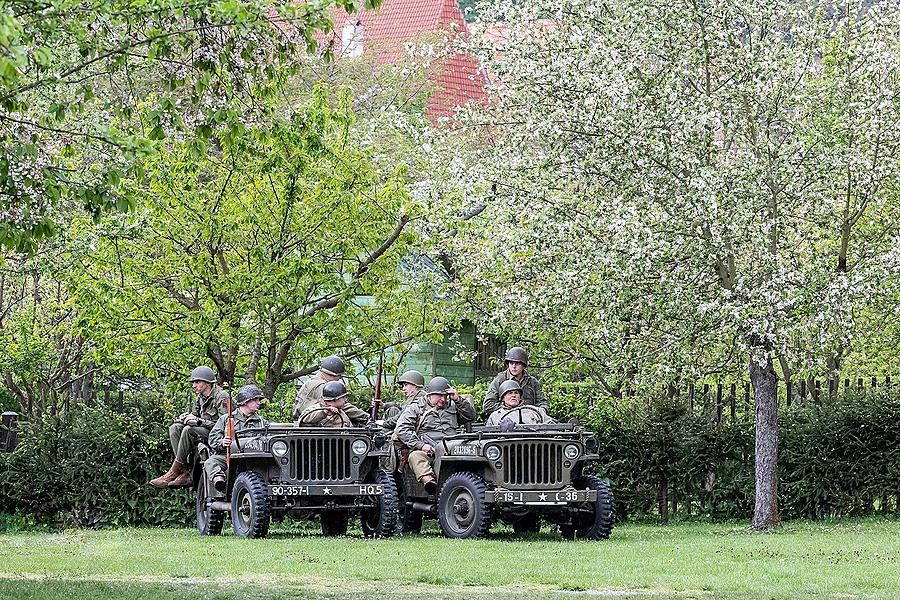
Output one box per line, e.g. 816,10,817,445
437,472,493,539
559,475,615,541
231,472,271,539
360,470,399,538
196,478,223,536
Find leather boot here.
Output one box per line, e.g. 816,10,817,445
421,475,437,495
168,466,194,488
150,459,184,488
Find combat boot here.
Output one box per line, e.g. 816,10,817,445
150,459,184,488
168,468,194,488
421,475,437,495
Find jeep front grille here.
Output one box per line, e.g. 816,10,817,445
502,442,564,487
289,437,352,482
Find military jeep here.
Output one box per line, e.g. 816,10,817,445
193,423,398,538
397,419,614,540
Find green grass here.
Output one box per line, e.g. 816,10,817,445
0,519,898,599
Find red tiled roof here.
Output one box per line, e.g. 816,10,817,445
328,0,486,123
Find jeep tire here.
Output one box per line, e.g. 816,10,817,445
196,478,224,536
231,471,271,539
559,475,615,541
437,472,493,539
360,470,399,538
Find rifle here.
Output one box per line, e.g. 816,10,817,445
225,384,235,467
370,353,384,421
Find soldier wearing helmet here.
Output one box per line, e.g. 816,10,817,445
291,355,347,421
151,366,230,488
204,384,270,494
485,380,554,426
393,376,476,494
381,370,427,431
482,347,548,417
298,381,370,428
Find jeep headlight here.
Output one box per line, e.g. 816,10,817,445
352,440,369,455
271,440,288,458
564,444,580,460
485,445,502,461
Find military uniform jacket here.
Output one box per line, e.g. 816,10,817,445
291,375,328,421
486,405,554,426
208,409,269,454
483,370,548,415
382,389,427,431
394,396,476,451
298,401,370,428
191,384,230,429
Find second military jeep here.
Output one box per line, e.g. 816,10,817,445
193,422,398,538
397,416,615,540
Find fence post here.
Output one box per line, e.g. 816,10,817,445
689,383,695,414
716,383,723,423
786,381,792,407
744,381,751,417
1,412,18,452
730,383,736,420
814,380,821,405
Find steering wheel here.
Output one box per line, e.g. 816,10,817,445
502,406,547,424
299,405,352,428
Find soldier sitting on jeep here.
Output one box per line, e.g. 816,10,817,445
486,380,555,426
297,381,369,428
393,376,475,494
381,370,427,431
204,384,269,494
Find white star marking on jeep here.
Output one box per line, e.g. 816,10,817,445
323,487,332,495
539,493,548,501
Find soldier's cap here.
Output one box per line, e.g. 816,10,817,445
498,379,522,399
236,384,264,405
323,381,350,401
426,376,451,395
189,365,216,383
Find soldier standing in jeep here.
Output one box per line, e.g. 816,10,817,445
291,355,346,421
482,347,548,416
151,366,229,489
204,384,269,494
393,376,475,494
298,381,370,427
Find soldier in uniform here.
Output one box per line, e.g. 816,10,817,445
151,366,229,488
204,384,270,493
483,347,548,416
297,381,370,427
381,370,427,431
486,380,554,426
291,355,345,421
394,376,476,494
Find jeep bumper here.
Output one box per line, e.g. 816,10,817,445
269,483,384,497
487,489,597,504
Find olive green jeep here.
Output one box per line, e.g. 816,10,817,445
397,419,614,540
193,423,398,538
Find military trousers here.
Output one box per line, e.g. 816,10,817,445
203,454,227,480
408,450,435,481
169,423,211,463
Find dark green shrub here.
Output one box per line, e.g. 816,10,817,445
0,398,193,528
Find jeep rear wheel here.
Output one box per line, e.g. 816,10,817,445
559,475,615,541
320,510,349,536
231,472,271,539
361,470,399,538
196,478,223,536
438,472,493,539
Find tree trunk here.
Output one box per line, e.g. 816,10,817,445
750,352,780,530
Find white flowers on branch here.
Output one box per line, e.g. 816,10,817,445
427,0,900,389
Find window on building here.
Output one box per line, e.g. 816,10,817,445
474,335,506,374
341,20,364,58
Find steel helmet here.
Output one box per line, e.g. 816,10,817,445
504,347,529,366
236,384,264,405
323,381,350,401
320,355,346,377
189,366,216,383
498,380,522,401
426,376,451,395
397,370,425,388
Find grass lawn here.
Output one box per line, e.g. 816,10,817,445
0,518,898,599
